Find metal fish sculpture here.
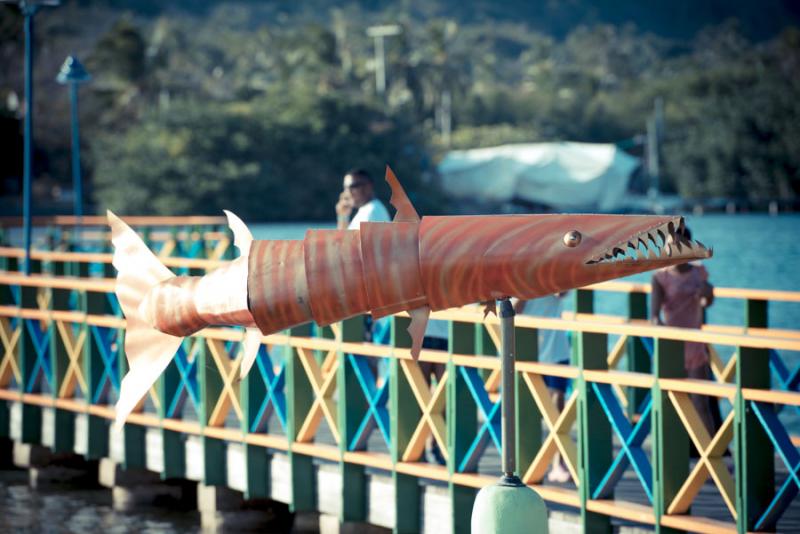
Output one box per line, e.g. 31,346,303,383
108,167,712,427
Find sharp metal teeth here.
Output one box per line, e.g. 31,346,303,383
637,247,647,260
664,243,673,257
656,229,666,249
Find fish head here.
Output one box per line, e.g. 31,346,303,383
507,214,712,298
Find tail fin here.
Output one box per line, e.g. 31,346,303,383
108,211,183,430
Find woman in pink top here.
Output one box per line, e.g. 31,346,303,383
650,227,720,436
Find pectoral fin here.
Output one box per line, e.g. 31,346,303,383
481,300,497,319
407,306,430,360
239,327,263,379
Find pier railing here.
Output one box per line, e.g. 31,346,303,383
0,249,799,533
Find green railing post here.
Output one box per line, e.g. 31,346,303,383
390,315,421,533
576,330,612,533
339,316,368,523
286,323,316,512
573,289,594,366
159,355,184,480
199,336,226,485
49,257,74,453
627,291,650,417
515,322,541,479
19,261,41,444
241,336,269,499
448,320,477,534
0,263,14,440
81,263,109,459
653,338,688,533
735,298,773,532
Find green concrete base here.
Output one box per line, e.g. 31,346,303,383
471,476,549,534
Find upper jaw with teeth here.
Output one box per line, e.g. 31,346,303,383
586,218,713,265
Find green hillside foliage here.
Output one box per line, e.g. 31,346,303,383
0,2,799,218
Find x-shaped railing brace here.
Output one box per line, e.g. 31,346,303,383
751,401,800,530
458,366,502,473
347,354,390,451
401,359,448,462
592,382,653,501
521,373,579,485
667,391,736,519
249,346,287,433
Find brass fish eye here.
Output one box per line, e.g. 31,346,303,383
563,230,582,247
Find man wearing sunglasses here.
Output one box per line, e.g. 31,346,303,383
335,168,390,230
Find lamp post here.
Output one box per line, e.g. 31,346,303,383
57,56,90,243
366,24,402,96
2,0,61,274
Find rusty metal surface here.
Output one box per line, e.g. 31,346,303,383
360,221,426,319
248,239,312,335
304,228,370,327
418,214,711,311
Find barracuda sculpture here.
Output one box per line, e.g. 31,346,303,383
108,167,712,427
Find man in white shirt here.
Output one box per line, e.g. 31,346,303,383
335,169,390,230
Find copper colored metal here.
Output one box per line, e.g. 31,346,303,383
108,166,713,427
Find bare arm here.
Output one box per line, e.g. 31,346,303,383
336,191,353,230
700,281,714,308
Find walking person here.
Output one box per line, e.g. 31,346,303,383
650,226,721,438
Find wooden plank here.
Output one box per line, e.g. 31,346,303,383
659,514,737,534
659,378,736,399
582,369,654,389
585,499,655,524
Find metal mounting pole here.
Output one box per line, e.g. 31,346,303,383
499,297,520,483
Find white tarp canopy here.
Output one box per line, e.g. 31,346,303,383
437,142,640,212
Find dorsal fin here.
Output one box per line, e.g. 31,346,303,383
385,166,420,223
223,210,254,257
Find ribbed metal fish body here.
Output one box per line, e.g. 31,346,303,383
247,223,428,334
419,215,553,311
144,276,206,337
247,239,314,334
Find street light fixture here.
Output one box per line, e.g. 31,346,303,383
57,55,90,244
366,24,402,96
1,0,61,274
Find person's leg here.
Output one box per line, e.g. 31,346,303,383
544,370,570,483
687,364,718,438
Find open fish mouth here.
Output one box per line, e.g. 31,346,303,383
586,216,712,265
